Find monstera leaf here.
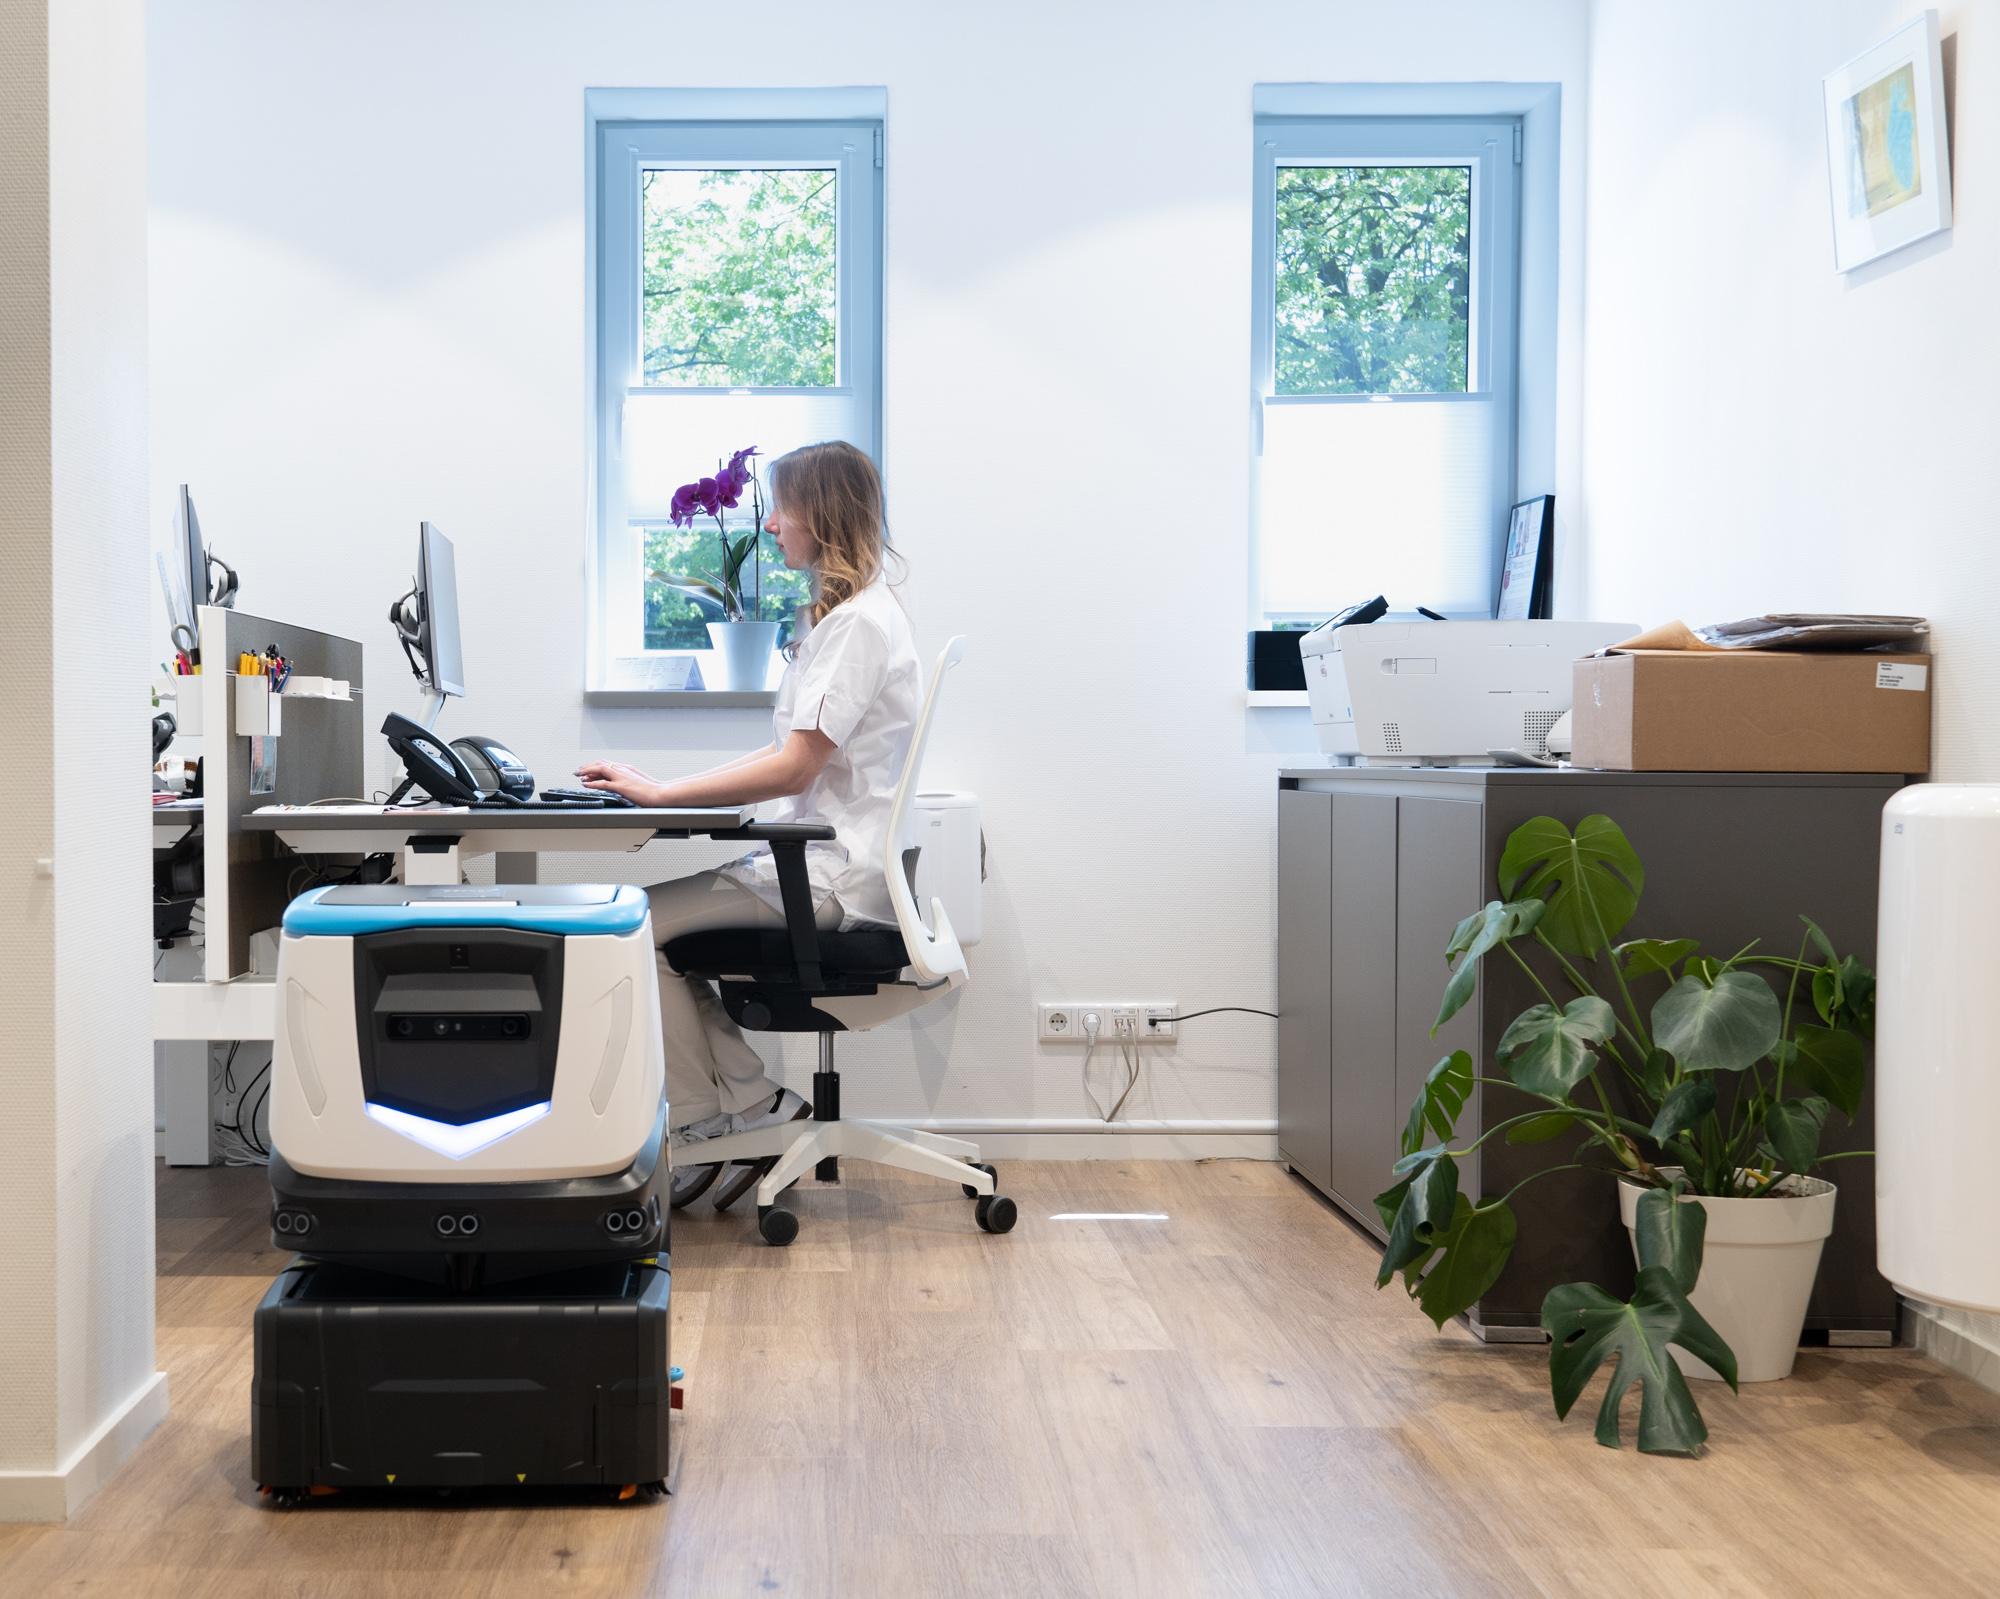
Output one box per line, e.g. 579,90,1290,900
1495,997,1616,1098
1541,1184,1736,1455
1402,1051,1474,1157
1542,1270,1737,1454
1651,970,1782,1073
1412,1197,1517,1329
1435,899,1544,1031
1648,1076,1716,1143
1786,1025,1865,1119
1497,815,1645,957
1374,1148,1459,1288
1506,1111,1581,1145
1616,938,1699,979
1763,1096,1830,1173
1631,1180,1706,1293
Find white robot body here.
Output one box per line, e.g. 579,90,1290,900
274,919,664,1184
266,884,669,1266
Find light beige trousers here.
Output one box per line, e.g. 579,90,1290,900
647,871,840,1130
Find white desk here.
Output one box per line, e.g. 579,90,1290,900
156,804,755,1043
243,803,753,886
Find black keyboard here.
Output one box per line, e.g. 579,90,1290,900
537,787,638,808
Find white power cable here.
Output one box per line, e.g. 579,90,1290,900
1105,1015,1143,1122
1079,1009,1109,1121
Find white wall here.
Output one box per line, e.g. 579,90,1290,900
1,0,164,1520
1582,0,2000,1380
147,0,1591,1145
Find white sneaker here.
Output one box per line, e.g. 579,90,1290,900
733,1087,812,1134
669,1109,734,1153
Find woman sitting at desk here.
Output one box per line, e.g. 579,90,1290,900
575,441,920,1199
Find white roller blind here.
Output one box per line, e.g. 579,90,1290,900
1259,398,1496,616
621,390,861,519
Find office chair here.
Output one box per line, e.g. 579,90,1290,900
663,636,1014,1246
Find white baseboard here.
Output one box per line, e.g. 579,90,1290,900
0,1371,170,1523
892,1120,1279,1162
1904,1296,2000,1396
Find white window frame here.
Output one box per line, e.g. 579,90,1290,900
583,90,884,700
1248,84,1562,636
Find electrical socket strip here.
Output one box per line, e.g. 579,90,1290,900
1038,1002,1177,1043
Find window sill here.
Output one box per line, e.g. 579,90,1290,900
1246,689,1310,708
584,689,779,708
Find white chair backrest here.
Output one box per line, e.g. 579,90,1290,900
882,636,969,987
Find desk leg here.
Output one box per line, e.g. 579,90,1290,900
159,1040,213,1166
403,839,463,886
495,852,538,885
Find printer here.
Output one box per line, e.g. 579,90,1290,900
1300,617,1633,766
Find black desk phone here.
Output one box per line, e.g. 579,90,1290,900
380,714,534,805
379,714,637,808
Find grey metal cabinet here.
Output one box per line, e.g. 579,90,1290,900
1276,766,1902,1343
1324,793,1397,1208
1276,790,1334,1195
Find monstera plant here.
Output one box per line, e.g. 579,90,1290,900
1374,814,1875,1455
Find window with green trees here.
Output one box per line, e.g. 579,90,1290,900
1274,165,1471,396
1253,117,1520,621
593,113,882,678
640,169,837,388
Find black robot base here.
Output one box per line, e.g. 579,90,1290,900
251,1255,671,1502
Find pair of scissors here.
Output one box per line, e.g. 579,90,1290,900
170,622,200,674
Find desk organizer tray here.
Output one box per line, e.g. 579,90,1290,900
252,1256,671,1500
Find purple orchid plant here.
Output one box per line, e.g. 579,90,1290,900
650,444,766,622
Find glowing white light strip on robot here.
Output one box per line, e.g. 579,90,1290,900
364,1099,551,1160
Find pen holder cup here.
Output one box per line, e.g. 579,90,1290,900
234,674,281,737
159,677,203,738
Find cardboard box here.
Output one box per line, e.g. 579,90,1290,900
1571,650,1931,773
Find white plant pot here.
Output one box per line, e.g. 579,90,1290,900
1617,1170,1837,1384
706,620,779,691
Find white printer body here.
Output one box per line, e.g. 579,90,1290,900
1302,618,1634,765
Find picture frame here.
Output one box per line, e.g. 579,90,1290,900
1496,494,1553,621
1823,11,1952,273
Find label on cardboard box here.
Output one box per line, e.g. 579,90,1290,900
1876,661,1928,691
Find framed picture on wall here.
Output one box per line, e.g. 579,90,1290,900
1823,11,1952,272
1496,495,1552,621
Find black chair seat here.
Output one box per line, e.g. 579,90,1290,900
664,924,908,981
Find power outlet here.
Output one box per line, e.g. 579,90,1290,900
1039,1002,1177,1043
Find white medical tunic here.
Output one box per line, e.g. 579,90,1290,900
719,577,923,928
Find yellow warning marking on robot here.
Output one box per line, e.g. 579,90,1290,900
516,1473,526,1483
385,1473,396,1484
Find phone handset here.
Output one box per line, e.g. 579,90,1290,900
381,712,489,805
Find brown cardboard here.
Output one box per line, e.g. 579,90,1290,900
1571,650,1931,773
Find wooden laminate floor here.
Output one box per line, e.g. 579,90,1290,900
3,1159,1999,1597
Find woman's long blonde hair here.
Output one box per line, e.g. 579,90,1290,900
768,441,902,625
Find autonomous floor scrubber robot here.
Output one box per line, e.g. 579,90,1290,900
251,882,675,1503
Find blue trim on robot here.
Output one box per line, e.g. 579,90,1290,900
284,884,650,938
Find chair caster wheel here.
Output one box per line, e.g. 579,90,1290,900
758,1204,799,1246
961,1162,998,1199
974,1194,1017,1234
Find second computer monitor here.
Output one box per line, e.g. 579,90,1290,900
177,484,205,625
418,521,465,699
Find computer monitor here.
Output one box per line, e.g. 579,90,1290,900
176,484,205,625
416,521,465,701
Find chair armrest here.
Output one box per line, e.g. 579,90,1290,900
711,823,833,990
709,822,838,844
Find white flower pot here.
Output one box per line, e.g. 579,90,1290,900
1617,1171,1837,1384
706,620,779,691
